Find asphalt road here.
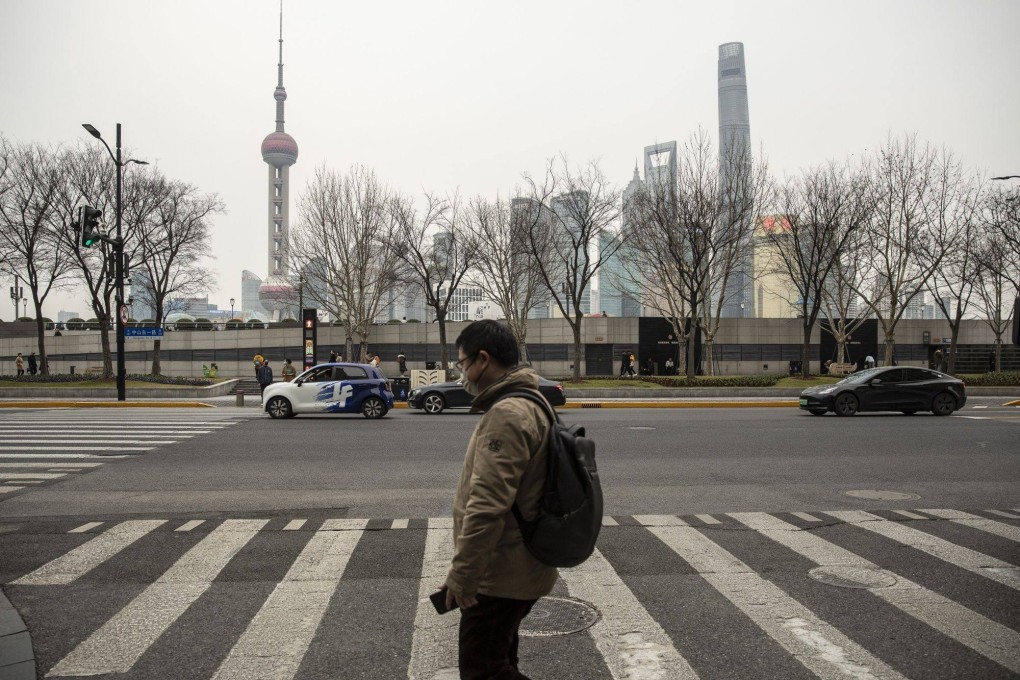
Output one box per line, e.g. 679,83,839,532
1,403,1018,679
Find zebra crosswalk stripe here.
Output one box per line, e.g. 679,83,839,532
559,546,699,680
732,512,1020,675
408,517,457,680
15,520,166,586
211,520,367,680
824,511,1020,591
919,509,1020,543
47,519,268,677
647,524,905,680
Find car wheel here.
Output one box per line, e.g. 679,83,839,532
266,396,292,419
809,409,827,416
901,410,917,416
931,392,956,416
833,393,859,417
361,397,386,419
422,393,445,414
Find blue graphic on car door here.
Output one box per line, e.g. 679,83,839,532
312,380,379,413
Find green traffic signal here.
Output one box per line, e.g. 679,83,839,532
79,205,104,248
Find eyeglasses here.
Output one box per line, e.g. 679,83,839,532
454,355,475,371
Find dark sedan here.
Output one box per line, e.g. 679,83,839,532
407,377,566,414
799,366,966,417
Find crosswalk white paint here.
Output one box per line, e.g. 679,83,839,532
824,511,1020,590
648,524,905,680
211,520,367,680
16,520,166,585
0,472,67,480
919,509,1020,542
0,445,153,451
48,519,268,677
986,509,1020,520
408,517,457,680
732,512,1020,675
0,485,24,493
0,462,102,469
6,509,1018,679
0,453,131,459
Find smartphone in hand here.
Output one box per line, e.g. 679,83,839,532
430,589,456,615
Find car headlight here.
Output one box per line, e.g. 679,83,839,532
408,389,419,397
818,387,836,395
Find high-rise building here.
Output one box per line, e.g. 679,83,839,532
644,142,677,194
550,191,592,316
598,230,641,317
718,42,755,318
241,270,268,319
258,3,299,320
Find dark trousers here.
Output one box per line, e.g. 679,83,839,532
459,595,537,680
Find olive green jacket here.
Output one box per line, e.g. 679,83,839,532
445,365,558,600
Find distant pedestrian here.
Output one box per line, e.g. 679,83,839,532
620,352,631,377
644,357,655,376
371,354,382,370
397,354,407,375
282,358,297,382
27,353,37,375
988,349,996,373
253,353,264,380
329,349,338,363
864,355,875,370
15,353,24,376
823,359,832,375
629,353,637,377
257,360,273,400
932,349,943,371
665,357,675,375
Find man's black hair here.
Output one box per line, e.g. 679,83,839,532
456,320,519,368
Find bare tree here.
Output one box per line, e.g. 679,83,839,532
463,195,548,363
820,225,873,367
521,157,621,381
974,188,1020,370
134,175,222,374
389,192,475,371
625,132,767,378
291,165,402,362
0,140,77,373
852,135,958,365
759,161,872,376
922,172,985,374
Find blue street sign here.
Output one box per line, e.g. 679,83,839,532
125,328,164,338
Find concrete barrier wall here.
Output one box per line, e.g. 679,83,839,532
0,317,1006,378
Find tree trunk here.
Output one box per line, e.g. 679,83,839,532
685,313,698,380
34,306,49,376
100,323,113,378
571,315,583,382
883,329,895,366
801,331,812,379
437,309,449,371
152,338,162,376
704,336,715,376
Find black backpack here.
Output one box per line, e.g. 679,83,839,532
498,391,603,568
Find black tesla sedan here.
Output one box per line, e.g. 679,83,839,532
407,377,566,414
799,366,966,417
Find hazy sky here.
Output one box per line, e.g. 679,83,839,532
3,0,1018,320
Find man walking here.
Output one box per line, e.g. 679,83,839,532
257,360,273,401
15,353,24,376
282,358,297,382
27,353,37,375
443,319,556,680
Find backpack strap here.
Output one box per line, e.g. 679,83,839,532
494,390,559,534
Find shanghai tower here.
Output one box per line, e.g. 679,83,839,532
718,42,754,317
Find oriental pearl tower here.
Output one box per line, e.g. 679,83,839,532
258,2,299,321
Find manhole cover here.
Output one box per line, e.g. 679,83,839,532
809,566,897,589
844,490,920,501
520,596,600,637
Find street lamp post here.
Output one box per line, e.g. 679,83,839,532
229,298,235,320
21,297,27,318
82,123,148,402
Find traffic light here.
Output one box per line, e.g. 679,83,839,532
79,206,104,248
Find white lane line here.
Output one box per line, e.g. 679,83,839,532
560,546,699,679
0,440,177,445
0,446,153,451
0,463,102,469
893,511,928,520
320,518,370,531
649,524,903,680
601,516,619,527
0,473,67,480
732,512,1020,674
0,429,201,434
695,514,722,525
634,514,689,526
791,512,823,522
211,521,367,680
16,520,167,586
825,511,1020,591
0,485,25,494
390,518,408,530
973,405,988,409
919,509,1020,543
408,518,458,680
68,522,104,533
175,520,205,532
283,519,307,531
986,510,1020,520
0,453,129,459
47,519,267,677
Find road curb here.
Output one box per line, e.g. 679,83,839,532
0,401,214,409
0,587,36,680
